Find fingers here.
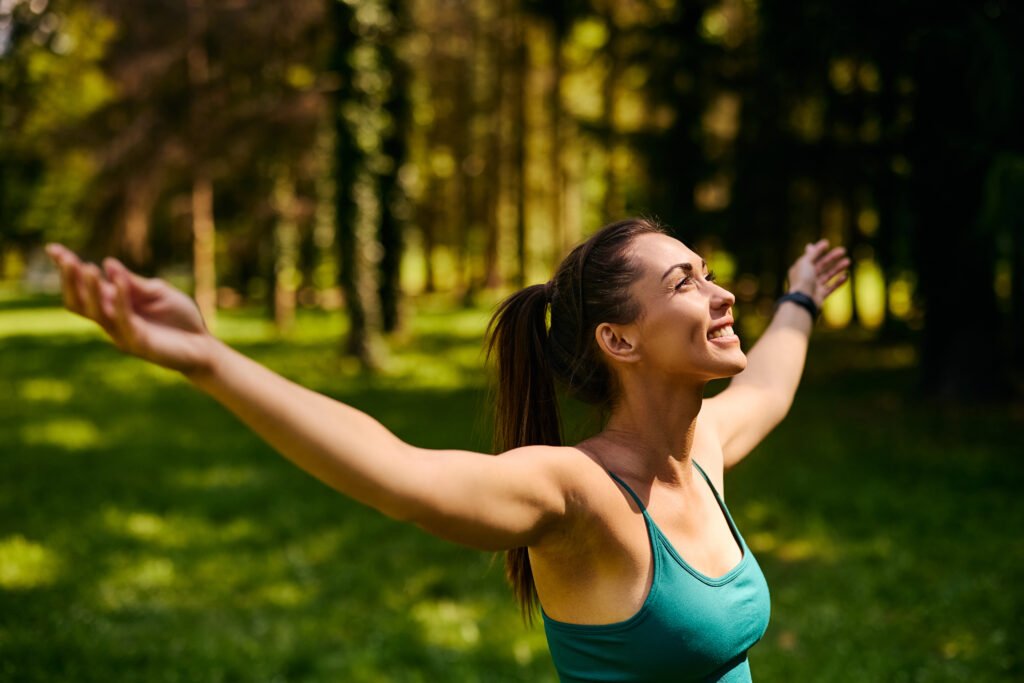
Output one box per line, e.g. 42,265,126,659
46,244,81,313
82,263,126,339
58,257,83,314
80,263,103,320
106,261,138,347
805,240,850,277
805,239,828,252
45,244,129,341
821,273,848,300
103,256,165,300
819,250,851,280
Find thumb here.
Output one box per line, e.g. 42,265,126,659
102,257,164,296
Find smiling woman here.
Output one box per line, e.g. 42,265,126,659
44,215,849,682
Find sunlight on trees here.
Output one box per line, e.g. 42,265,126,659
1,0,1020,390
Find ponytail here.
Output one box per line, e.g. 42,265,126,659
485,282,562,622
483,216,671,623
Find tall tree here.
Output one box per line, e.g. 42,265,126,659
377,0,411,333
330,0,383,367
906,5,1017,401
185,0,217,328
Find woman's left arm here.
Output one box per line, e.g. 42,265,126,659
703,239,850,469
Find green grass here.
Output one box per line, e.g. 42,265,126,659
1,295,1021,682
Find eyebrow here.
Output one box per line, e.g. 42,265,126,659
661,259,707,280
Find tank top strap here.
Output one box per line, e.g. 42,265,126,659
607,461,720,511
691,458,722,504
605,469,647,512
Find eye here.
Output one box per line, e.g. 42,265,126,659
674,270,717,290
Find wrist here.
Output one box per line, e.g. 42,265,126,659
775,291,820,323
181,334,228,384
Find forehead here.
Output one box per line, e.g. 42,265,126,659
629,233,704,278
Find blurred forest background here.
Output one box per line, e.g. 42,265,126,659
4,2,1024,681
2,0,1023,399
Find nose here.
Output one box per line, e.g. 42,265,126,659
711,280,736,308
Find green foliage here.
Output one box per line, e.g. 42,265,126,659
0,2,116,247
1,298,1021,681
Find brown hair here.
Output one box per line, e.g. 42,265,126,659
484,216,671,621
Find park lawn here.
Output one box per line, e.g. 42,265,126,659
1,294,1021,682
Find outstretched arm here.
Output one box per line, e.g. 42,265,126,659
703,239,850,469
186,339,573,550
45,244,575,551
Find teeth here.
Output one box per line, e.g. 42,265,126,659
708,325,734,340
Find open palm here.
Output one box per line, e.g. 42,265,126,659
45,243,216,375
786,238,851,308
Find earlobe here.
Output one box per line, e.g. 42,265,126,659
595,323,638,363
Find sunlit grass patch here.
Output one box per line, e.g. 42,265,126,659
0,535,63,589
411,599,483,650
745,528,841,564
171,464,266,491
0,306,98,338
20,417,104,450
96,359,184,392
98,506,261,549
253,579,316,608
17,378,75,404
96,554,180,610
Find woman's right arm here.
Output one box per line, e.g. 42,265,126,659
45,243,580,551
186,339,578,551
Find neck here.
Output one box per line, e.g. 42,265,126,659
584,374,707,487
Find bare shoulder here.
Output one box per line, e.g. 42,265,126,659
494,444,605,495
498,444,641,516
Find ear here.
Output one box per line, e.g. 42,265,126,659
594,322,640,364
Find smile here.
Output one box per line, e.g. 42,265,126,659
707,325,739,343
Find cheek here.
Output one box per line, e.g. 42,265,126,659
643,308,706,352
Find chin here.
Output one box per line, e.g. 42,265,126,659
721,352,747,377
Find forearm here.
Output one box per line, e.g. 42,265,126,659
183,338,418,519
733,298,814,406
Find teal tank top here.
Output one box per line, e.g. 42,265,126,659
541,459,771,682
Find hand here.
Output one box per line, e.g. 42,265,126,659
786,238,851,308
45,243,218,376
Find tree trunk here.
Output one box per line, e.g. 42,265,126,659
331,0,381,369
191,173,217,329
187,0,216,330
272,170,299,334
482,8,503,290
453,12,473,303
120,172,156,268
601,12,622,221
378,0,410,334
513,10,527,288
1011,174,1024,381
548,19,564,262
908,15,1015,402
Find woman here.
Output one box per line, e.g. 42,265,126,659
45,217,850,682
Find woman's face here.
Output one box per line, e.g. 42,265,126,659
600,232,747,382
